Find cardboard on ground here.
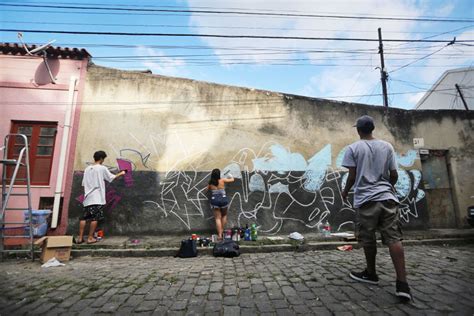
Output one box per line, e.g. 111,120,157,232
34,236,73,263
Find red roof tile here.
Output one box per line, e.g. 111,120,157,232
0,42,91,60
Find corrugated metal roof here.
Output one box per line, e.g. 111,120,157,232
0,42,91,60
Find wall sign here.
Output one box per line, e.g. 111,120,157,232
413,138,424,148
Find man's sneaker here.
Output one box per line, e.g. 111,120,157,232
395,280,412,301
349,269,379,284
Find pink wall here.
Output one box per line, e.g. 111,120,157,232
0,55,88,239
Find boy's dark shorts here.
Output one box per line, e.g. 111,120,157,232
81,204,105,222
356,200,402,247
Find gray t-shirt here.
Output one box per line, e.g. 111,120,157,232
342,139,399,208
82,164,116,207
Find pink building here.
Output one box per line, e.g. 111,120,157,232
0,43,90,240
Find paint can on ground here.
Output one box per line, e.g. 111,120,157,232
232,228,240,241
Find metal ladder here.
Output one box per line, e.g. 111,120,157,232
0,134,34,260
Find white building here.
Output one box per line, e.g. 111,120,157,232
415,67,473,110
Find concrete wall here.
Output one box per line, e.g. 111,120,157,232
68,65,474,236
0,55,88,236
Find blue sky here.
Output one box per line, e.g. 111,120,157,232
1,0,473,109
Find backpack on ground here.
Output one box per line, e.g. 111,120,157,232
175,239,198,258
213,240,240,257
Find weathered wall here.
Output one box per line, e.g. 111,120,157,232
411,114,474,227
68,65,474,235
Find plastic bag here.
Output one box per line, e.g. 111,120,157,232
41,257,65,268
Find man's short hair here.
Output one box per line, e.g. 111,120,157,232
93,150,107,162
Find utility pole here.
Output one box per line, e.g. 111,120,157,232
378,28,389,107
455,84,469,111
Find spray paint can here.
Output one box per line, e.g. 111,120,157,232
232,228,240,241
251,224,258,241
244,224,251,241
224,229,232,240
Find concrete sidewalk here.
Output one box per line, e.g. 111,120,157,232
70,228,474,258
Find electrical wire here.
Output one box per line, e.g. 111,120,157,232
389,45,450,73
10,41,470,57
2,20,473,38
2,29,473,43
3,20,473,35
1,3,473,23
2,0,473,22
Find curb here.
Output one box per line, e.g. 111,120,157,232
70,237,474,258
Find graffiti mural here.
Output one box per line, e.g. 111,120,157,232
68,142,428,235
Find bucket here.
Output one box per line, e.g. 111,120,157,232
24,209,52,237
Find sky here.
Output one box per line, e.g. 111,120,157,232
1,0,473,109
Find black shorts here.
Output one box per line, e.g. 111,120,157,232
81,204,105,222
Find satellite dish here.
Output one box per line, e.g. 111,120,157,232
29,40,56,55
17,33,58,84
18,32,56,55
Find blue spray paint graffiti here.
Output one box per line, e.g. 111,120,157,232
249,174,265,192
303,144,332,192
253,144,307,172
248,143,425,228
396,150,418,167
268,182,290,194
335,146,348,168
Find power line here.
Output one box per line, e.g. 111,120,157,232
2,29,473,43
90,55,469,61
389,44,450,73
1,3,473,23
2,20,473,35
2,58,467,68
2,0,471,20
391,78,472,89
3,49,465,61
11,41,471,56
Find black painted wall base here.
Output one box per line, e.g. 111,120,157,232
67,170,428,236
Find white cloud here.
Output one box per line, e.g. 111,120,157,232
406,92,426,106
434,3,455,16
185,0,471,107
135,46,187,77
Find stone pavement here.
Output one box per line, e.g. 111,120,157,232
0,244,473,315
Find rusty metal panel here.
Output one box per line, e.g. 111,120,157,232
421,151,451,190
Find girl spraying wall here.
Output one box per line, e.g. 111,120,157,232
207,169,234,240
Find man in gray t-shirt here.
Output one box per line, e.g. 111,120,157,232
342,115,411,301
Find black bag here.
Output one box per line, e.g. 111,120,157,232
175,239,198,258
213,240,240,257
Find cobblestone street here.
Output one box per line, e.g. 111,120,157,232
0,244,473,315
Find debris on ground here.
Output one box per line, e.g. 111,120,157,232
41,257,65,268
288,232,304,241
337,245,353,251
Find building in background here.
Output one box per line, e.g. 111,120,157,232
415,67,473,110
0,43,90,237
